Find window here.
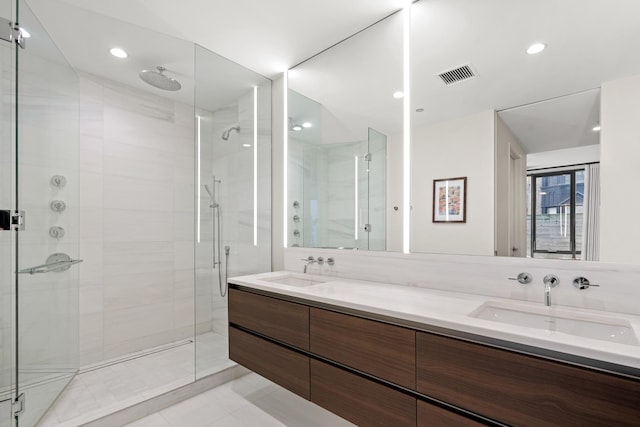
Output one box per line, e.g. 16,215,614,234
527,169,584,259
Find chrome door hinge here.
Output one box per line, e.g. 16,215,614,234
12,393,25,418
0,210,25,231
0,17,26,48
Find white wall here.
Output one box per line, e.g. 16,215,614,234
527,144,600,170
600,73,640,264
495,114,526,257
410,110,495,256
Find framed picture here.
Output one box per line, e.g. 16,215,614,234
433,177,467,223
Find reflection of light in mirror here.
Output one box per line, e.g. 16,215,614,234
254,85,258,246
243,143,251,148
196,115,201,243
403,5,411,254
109,47,128,58
355,156,359,241
592,125,601,132
302,122,312,128
283,70,288,248
292,124,303,131
393,91,404,99
526,43,546,55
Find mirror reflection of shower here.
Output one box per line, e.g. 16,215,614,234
205,176,229,297
221,125,240,141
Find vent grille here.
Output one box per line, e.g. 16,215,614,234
437,64,476,85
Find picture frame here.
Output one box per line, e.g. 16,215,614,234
433,177,467,223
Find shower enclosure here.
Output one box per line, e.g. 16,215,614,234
0,1,271,425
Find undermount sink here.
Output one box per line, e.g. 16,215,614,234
470,301,639,346
261,273,329,287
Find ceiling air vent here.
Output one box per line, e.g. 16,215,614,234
437,64,476,85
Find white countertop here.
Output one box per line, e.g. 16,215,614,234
229,271,640,375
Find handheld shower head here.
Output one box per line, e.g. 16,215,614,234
221,126,240,141
203,184,219,208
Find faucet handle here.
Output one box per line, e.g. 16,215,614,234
326,257,335,266
573,277,600,290
317,257,324,265
301,256,314,262
543,274,560,287
509,272,532,284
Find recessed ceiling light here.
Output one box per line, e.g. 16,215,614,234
393,91,404,99
526,43,546,55
242,143,252,148
592,125,601,132
292,124,303,131
19,28,30,38
109,47,128,59
302,122,312,128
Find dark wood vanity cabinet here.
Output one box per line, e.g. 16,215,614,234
417,332,640,427
228,327,310,399
310,308,416,389
228,287,309,350
311,359,416,427
228,286,640,427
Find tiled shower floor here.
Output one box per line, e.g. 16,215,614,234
39,332,232,427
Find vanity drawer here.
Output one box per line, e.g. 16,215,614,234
310,308,416,389
229,326,310,399
416,332,640,427
311,359,416,427
417,400,486,427
228,288,309,350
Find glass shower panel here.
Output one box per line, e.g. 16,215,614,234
15,1,80,425
194,45,271,380
367,128,387,251
0,0,14,424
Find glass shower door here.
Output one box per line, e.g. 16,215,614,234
0,0,15,425
13,1,80,425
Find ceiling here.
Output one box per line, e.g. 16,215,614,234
289,0,640,153
22,0,640,153
26,0,406,79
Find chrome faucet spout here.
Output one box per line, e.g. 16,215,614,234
543,274,559,307
301,256,316,273
544,283,552,306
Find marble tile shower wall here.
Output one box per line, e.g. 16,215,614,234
204,89,272,337
78,72,195,366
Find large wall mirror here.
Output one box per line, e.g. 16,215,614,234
287,11,403,251
409,0,640,265
287,0,640,265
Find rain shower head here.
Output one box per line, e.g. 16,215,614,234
139,66,182,91
221,126,240,141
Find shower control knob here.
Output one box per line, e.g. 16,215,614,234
293,229,300,237
293,201,300,209
326,257,335,266
49,226,65,239
50,200,66,213
293,215,300,222
51,175,67,188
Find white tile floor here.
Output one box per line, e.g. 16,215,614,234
39,332,233,427
124,373,355,427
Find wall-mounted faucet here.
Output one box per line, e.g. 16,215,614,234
543,274,559,306
301,256,336,273
301,256,317,273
